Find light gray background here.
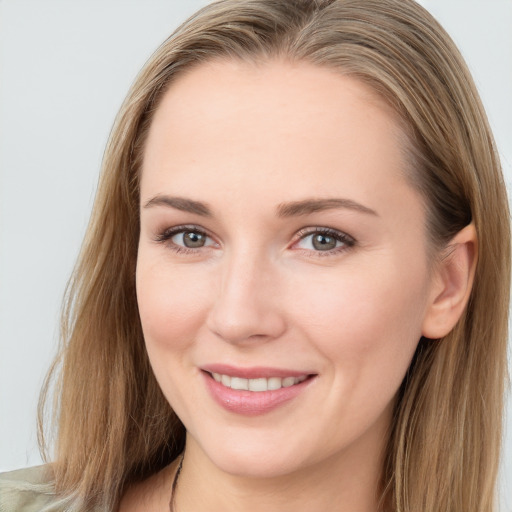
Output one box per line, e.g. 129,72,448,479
1,0,511,509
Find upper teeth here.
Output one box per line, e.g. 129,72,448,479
211,373,307,392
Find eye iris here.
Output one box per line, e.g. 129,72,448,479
183,231,205,248
312,233,337,251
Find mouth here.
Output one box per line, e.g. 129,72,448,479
201,366,317,415
208,372,309,392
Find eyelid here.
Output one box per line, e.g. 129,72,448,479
153,224,355,256
292,226,356,254
154,224,219,251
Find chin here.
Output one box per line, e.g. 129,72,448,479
189,430,317,479
216,454,305,479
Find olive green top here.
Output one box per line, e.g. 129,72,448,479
0,466,94,512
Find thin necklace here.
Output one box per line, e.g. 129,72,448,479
168,454,184,512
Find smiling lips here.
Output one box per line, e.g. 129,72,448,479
211,372,308,392
202,366,315,415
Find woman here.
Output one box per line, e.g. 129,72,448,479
1,1,509,511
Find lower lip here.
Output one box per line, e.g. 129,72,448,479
202,372,315,416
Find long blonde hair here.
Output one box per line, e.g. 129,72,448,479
39,1,510,510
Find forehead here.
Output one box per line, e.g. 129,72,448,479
141,59,416,218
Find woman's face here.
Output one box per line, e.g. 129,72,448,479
136,60,436,478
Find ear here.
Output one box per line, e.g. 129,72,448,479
421,224,478,339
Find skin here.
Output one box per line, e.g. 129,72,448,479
126,59,476,512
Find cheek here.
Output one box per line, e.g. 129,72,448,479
136,256,209,353
291,261,428,389
136,255,213,414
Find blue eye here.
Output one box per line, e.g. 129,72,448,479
295,228,354,252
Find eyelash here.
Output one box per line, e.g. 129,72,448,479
293,227,355,257
154,225,356,257
154,225,215,255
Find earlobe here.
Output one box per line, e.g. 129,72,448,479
421,223,478,339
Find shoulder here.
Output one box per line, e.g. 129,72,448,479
0,465,63,512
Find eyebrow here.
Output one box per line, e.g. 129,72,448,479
277,198,378,217
143,195,212,216
143,195,378,218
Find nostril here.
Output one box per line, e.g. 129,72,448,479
207,306,287,345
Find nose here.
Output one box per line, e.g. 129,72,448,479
206,249,287,345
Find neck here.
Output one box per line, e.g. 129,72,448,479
174,428,388,512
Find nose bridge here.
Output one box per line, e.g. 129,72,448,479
207,243,285,343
